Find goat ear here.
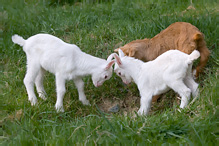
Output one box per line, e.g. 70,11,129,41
129,48,136,57
105,60,115,70
114,48,119,52
114,54,122,66
107,53,117,62
118,49,125,58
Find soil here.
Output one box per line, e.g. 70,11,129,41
97,90,181,116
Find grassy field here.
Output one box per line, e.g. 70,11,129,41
1,0,218,145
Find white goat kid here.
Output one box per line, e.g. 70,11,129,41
113,49,199,116
12,34,115,112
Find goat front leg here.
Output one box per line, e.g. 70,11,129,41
55,74,66,112
137,91,153,116
74,78,90,105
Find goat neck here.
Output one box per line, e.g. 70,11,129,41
76,51,106,76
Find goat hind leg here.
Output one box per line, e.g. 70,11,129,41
184,78,199,106
169,81,191,108
184,77,199,98
184,65,199,98
23,64,39,106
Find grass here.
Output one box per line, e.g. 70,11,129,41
1,0,218,145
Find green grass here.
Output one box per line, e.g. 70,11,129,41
1,0,218,145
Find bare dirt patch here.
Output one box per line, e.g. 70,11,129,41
97,91,181,116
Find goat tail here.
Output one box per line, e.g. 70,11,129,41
12,34,25,47
187,50,200,64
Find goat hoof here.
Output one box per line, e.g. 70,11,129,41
137,111,143,116
137,109,148,116
179,104,187,109
81,100,90,106
29,98,37,106
57,108,64,113
55,106,64,113
39,94,47,100
55,103,65,112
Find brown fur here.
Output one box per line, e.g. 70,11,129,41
115,22,210,102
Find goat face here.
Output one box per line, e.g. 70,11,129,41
114,63,132,85
92,60,115,87
113,49,132,85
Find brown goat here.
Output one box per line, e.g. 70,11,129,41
115,22,210,102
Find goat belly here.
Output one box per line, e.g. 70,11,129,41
153,84,170,95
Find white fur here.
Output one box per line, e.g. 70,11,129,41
113,49,200,116
12,34,115,112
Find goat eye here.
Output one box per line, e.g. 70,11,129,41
104,75,108,79
118,72,121,76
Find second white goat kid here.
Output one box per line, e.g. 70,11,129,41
113,49,199,116
12,34,115,112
